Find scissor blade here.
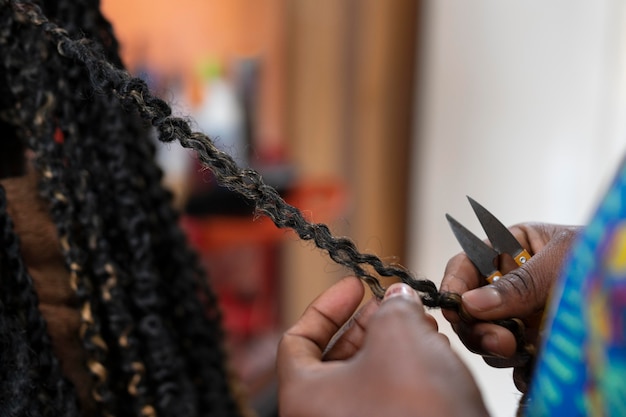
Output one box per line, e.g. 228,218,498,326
446,213,500,279
467,196,526,259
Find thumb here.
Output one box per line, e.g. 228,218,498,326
368,283,437,336
461,240,568,320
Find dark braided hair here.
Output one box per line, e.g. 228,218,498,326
2,0,246,415
0,185,81,417
0,0,535,416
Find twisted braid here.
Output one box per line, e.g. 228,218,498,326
0,185,81,416
5,1,253,415
124,127,241,415
86,111,158,416
1,3,113,414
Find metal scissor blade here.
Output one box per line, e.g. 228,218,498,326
446,214,502,283
467,196,531,266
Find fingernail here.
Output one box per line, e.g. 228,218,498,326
462,287,502,312
384,283,418,302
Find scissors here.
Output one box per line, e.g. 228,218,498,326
446,196,532,284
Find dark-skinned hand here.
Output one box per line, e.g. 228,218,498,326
440,222,581,392
277,276,488,417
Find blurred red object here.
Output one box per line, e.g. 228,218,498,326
180,178,347,337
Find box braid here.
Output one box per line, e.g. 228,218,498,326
1,0,536,416
0,185,81,416
2,0,248,416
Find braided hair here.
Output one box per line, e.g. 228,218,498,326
1,0,248,416
1,0,529,416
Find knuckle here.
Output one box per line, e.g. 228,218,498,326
374,299,425,334
277,332,289,352
497,267,534,298
378,299,416,320
497,263,546,308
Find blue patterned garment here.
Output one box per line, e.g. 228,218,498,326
526,158,626,416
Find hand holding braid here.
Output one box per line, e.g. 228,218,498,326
277,278,490,417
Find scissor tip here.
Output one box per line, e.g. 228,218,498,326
467,196,484,211
445,213,457,223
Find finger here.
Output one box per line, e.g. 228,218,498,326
513,366,531,393
452,321,517,358
325,283,439,363
461,244,564,321
440,252,484,324
277,276,365,375
383,289,439,330
323,297,380,361
509,223,580,257
363,283,449,360
472,322,517,358
383,282,425,304
424,312,439,332
441,252,484,294
374,283,432,336
483,354,530,369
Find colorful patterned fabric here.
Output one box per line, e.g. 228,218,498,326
526,158,626,416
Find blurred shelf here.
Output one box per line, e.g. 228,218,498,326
181,178,348,250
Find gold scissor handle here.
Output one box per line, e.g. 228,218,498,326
514,249,532,266
486,271,503,284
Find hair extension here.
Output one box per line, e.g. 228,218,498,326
0,1,535,416
1,6,117,414
3,0,257,415
0,185,81,416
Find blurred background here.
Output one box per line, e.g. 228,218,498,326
101,1,626,416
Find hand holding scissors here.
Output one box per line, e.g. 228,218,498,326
442,198,580,392
446,197,532,284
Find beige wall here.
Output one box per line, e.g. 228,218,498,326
409,1,626,416
281,0,419,325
